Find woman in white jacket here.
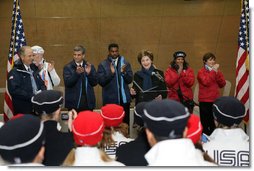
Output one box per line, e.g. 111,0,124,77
62,111,124,166
31,45,60,90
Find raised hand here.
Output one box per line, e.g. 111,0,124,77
178,64,183,74
47,60,55,72
110,62,115,74
76,64,85,74
85,62,92,75
212,64,219,72
121,64,127,73
130,87,136,95
67,109,78,132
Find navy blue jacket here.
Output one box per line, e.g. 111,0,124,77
8,62,46,114
97,56,133,105
63,60,97,110
116,130,150,166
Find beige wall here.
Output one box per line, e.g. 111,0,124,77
0,0,241,112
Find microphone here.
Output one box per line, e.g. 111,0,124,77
152,71,164,82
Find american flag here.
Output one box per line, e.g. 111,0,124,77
235,0,249,123
3,0,26,121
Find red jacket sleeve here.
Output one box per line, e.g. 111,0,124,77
215,70,226,88
164,67,179,88
180,68,195,88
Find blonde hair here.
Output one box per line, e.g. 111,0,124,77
62,146,113,166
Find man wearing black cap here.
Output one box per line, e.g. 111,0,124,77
0,114,45,166
31,90,75,166
203,96,249,166
8,46,46,115
164,51,195,113
142,99,216,166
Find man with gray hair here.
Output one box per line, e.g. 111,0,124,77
8,46,46,115
63,45,97,112
31,45,60,90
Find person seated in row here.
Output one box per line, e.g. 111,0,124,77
100,104,134,160
142,99,216,166
116,102,150,166
62,111,125,166
0,114,45,166
203,96,249,166
31,90,74,166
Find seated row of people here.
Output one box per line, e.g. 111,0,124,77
0,90,249,166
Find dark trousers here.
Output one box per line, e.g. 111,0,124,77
199,102,215,136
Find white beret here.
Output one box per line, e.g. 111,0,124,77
31,45,44,54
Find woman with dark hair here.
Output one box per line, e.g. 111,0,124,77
130,50,167,105
164,51,195,113
197,52,226,136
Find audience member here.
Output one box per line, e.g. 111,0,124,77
187,114,215,164
8,46,46,115
63,45,97,112
130,50,167,105
31,90,74,166
100,104,134,159
116,102,150,166
197,52,226,135
164,51,195,113
142,99,216,166
62,111,125,166
0,114,45,166
31,45,61,90
203,96,249,166
97,43,133,126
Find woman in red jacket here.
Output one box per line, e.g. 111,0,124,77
197,52,226,136
164,51,195,113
